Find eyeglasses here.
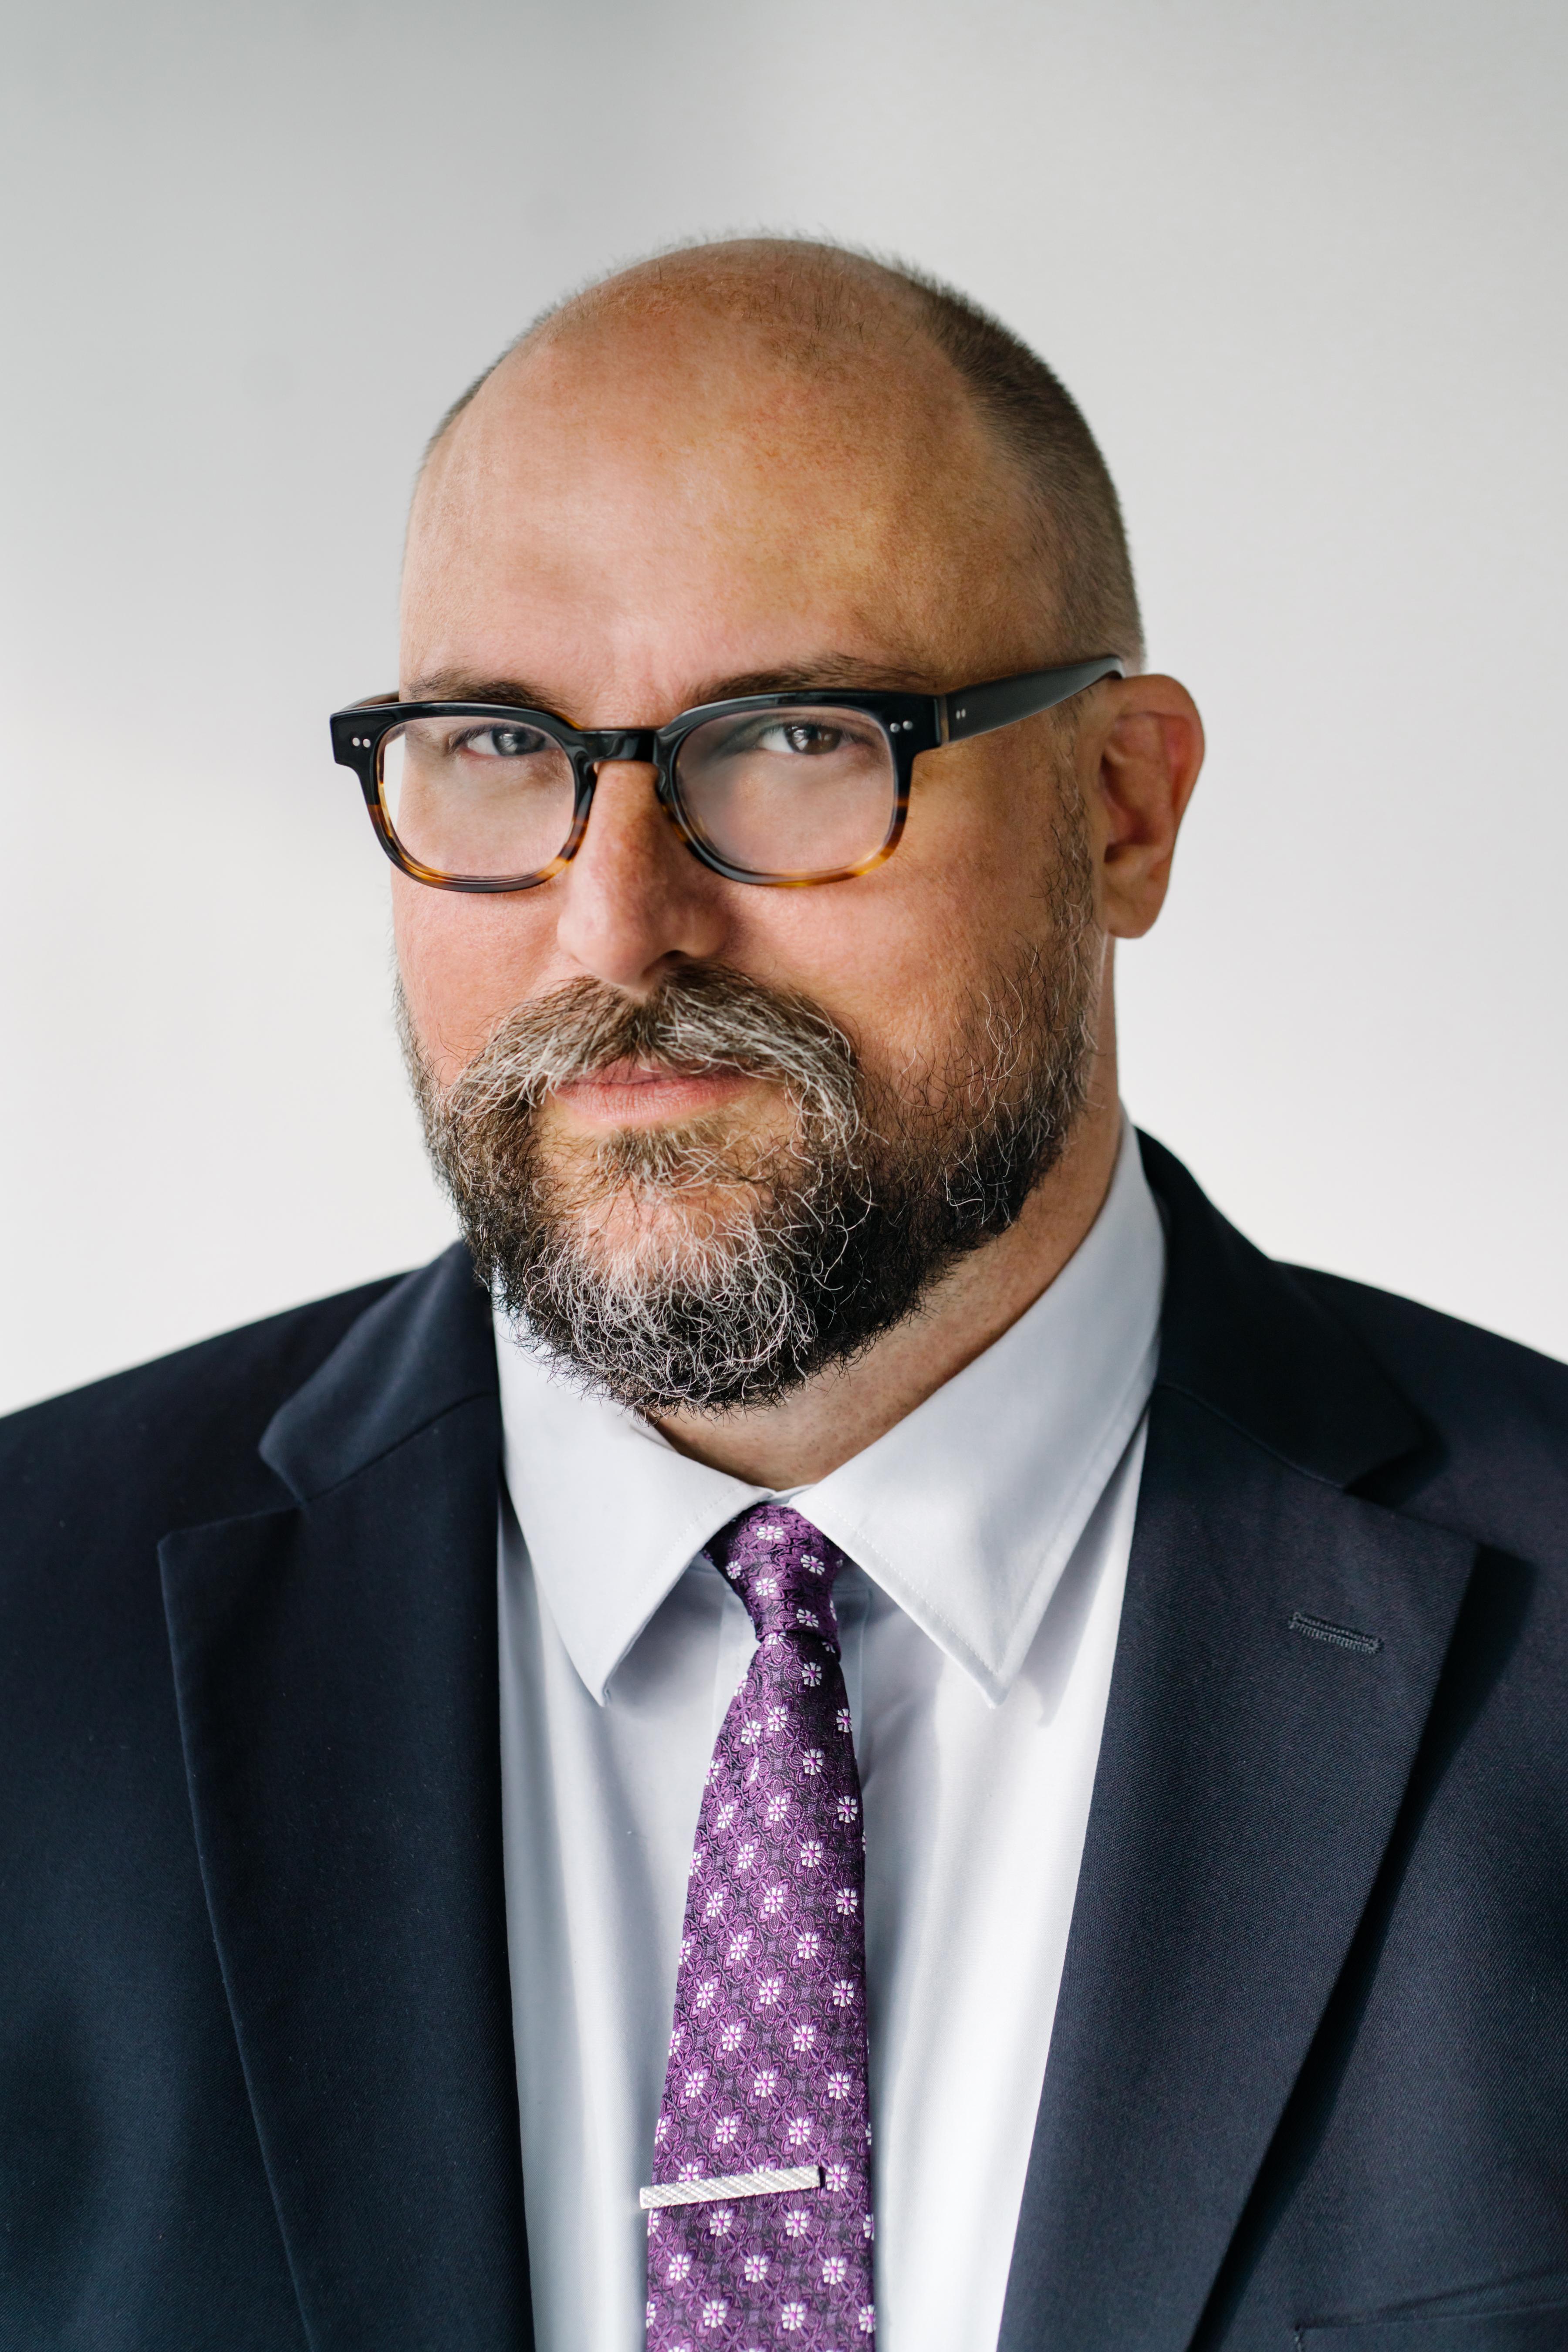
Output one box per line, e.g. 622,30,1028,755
329,656,1123,892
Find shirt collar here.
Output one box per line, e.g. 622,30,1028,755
495,1115,1164,1708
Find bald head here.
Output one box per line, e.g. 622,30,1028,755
411,238,1142,678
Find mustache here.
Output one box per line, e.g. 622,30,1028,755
419,966,866,1131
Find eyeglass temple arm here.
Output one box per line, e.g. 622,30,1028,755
939,656,1125,745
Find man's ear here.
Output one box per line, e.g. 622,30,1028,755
1088,675,1204,939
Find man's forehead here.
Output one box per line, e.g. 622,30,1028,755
401,257,1047,699
427,317,985,524
417,320,1017,574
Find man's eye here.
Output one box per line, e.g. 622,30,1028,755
452,724,551,759
757,722,847,757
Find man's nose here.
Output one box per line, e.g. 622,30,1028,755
551,759,729,994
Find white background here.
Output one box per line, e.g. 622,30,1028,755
2,0,1565,1415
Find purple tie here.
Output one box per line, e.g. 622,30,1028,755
644,1504,875,2350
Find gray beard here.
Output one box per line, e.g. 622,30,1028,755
403,858,1097,1416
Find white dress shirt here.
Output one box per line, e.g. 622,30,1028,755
495,1119,1165,2352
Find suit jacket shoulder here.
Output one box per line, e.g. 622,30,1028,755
0,1269,406,1544
1288,1263,1568,1559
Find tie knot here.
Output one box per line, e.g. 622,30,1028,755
708,1504,845,1647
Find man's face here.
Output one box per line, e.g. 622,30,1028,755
395,291,1114,1406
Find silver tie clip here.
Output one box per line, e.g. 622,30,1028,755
639,2163,824,2210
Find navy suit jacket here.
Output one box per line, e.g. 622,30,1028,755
3,1135,1566,2350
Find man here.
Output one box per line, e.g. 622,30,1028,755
2,239,1564,2352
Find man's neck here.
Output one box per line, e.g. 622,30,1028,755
651,1083,1125,1489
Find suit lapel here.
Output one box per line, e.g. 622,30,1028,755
160,1247,531,2352
999,1140,1477,2352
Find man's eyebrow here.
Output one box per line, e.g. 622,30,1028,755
402,669,559,707
401,655,936,717
684,656,935,703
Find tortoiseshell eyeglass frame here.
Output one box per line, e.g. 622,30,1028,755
328,655,1125,892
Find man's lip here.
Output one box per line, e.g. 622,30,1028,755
551,1062,756,1125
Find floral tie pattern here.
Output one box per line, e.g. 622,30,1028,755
645,1505,875,2351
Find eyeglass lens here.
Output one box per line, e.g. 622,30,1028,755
381,716,577,882
377,706,900,885
672,708,897,879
